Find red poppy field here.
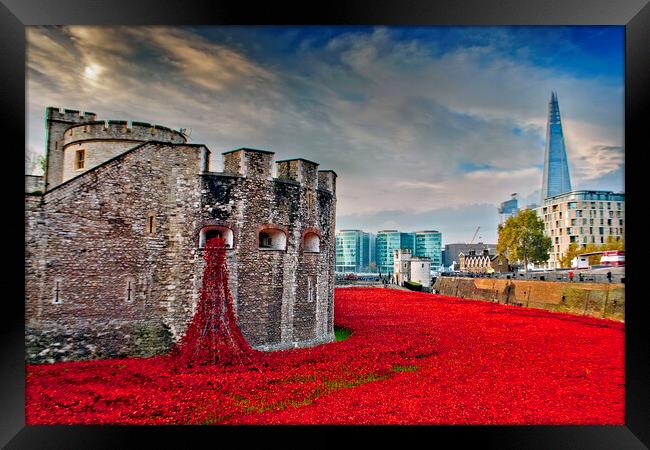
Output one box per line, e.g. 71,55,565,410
26,287,624,425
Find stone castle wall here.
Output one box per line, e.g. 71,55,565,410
44,108,98,190
60,121,186,183
26,137,337,362
198,150,336,350
26,142,205,362
25,175,45,194
62,140,143,183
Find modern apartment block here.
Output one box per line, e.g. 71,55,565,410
536,190,625,269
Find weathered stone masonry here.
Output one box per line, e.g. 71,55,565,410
25,108,337,363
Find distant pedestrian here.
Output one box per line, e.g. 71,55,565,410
579,273,584,282
607,271,612,283
569,271,574,282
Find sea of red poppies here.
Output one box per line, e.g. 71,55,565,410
25,287,624,425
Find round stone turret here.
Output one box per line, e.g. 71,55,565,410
53,114,187,185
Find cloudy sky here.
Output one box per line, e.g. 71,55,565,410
26,26,624,244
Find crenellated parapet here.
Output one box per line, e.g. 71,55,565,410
218,148,336,194
317,170,337,195
62,120,186,148
44,106,189,186
277,158,319,190
44,107,99,189
222,148,274,180
46,107,97,123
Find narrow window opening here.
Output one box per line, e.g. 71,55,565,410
259,232,272,248
205,229,222,243
75,149,85,170
308,276,316,302
258,228,286,250
146,214,156,236
53,280,61,304
126,280,133,301
199,226,234,248
303,232,320,252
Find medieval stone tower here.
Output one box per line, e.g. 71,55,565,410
25,107,337,363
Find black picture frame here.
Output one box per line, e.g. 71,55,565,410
1,0,648,448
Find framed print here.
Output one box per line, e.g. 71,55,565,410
2,0,649,448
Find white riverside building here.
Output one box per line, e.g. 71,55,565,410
535,190,625,269
393,249,432,288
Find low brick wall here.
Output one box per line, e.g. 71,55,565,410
433,276,624,321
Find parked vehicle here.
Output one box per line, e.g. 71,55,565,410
571,255,590,269
601,250,625,267
572,250,624,269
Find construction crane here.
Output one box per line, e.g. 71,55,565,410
469,226,481,244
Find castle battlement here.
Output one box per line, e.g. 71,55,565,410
317,170,337,195
46,106,97,123
220,148,336,193
277,158,319,190
62,120,186,148
40,107,190,187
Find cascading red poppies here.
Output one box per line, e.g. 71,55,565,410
25,287,624,425
171,236,254,368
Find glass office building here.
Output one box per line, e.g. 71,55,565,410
376,231,401,275
541,91,572,202
400,232,416,253
376,231,416,274
498,193,519,224
414,230,443,271
335,230,374,272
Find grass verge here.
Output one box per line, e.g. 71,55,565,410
334,326,353,341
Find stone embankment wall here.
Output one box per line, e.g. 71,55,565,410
433,276,624,321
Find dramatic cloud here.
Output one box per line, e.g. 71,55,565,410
26,26,624,244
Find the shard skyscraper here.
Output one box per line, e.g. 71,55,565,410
541,91,572,202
